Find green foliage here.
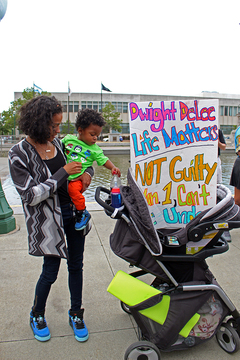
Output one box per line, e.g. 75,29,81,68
0,87,51,135
0,116,10,135
101,102,122,133
61,121,75,135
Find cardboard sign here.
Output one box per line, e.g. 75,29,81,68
129,99,219,229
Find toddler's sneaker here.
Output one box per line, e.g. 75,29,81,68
30,310,51,342
75,209,91,231
69,309,89,342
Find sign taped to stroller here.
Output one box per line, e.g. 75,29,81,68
129,99,219,229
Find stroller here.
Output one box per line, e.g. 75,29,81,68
95,168,240,359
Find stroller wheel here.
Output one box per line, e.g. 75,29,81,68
121,301,131,314
124,341,161,360
216,322,240,354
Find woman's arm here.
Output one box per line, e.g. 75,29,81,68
9,147,82,206
234,187,240,206
9,153,68,206
218,139,226,151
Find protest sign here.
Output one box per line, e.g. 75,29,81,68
129,99,219,229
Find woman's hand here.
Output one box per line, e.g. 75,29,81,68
79,172,92,192
64,162,82,175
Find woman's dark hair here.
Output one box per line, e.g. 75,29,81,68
18,95,62,143
75,108,106,131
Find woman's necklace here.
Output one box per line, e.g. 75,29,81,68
36,143,51,160
27,138,52,160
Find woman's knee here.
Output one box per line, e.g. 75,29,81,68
67,257,83,273
41,257,61,284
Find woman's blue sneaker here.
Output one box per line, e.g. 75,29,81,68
30,311,51,342
75,209,91,231
69,309,89,342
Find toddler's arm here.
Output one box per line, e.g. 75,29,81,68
103,160,121,177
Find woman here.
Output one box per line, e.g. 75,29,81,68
9,95,92,342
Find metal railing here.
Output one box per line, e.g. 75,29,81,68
0,136,20,153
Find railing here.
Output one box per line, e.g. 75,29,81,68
0,136,19,153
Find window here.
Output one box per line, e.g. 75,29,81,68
62,101,67,113
121,123,130,133
229,107,232,116
74,101,79,112
68,101,73,112
221,125,236,134
123,102,128,113
234,107,238,116
98,102,102,112
93,101,98,111
81,101,86,109
112,102,117,112
117,102,122,113
87,101,92,109
220,106,224,116
224,106,228,116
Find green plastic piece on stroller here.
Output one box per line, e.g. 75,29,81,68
179,313,200,337
107,270,200,337
107,270,170,324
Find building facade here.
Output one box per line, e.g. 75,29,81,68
14,91,240,136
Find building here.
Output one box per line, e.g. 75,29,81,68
14,91,240,137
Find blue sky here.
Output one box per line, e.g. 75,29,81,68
1,0,240,112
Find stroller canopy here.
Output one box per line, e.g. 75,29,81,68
121,168,162,256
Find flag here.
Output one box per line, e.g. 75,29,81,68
33,83,42,94
101,83,111,92
68,82,72,97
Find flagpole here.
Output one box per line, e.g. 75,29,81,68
101,82,102,113
100,83,103,140
67,81,70,133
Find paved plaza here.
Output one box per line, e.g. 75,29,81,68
0,157,240,359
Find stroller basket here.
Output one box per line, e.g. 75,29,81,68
107,270,229,351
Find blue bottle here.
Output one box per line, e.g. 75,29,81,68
110,174,122,208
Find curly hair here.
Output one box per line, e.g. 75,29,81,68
18,95,63,143
75,108,106,131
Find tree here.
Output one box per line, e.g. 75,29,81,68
0,116,10,135
101,102,122,133
1,87,51,136
61,120,75,135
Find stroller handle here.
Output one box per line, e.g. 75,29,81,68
95,186,126,220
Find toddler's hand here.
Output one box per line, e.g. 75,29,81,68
79,172,92,192
112,167,121,177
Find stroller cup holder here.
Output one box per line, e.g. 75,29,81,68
95,186,127,221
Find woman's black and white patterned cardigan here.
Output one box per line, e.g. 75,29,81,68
8,138,69,259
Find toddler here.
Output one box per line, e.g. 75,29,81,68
62,108,121,230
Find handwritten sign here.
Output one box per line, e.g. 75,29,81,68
129,99,219,229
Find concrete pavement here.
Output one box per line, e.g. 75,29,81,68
0,156,240,360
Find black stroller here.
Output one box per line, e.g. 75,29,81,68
95,168,240,359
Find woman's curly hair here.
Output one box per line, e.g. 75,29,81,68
18,95,62,143
75,108,106,131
